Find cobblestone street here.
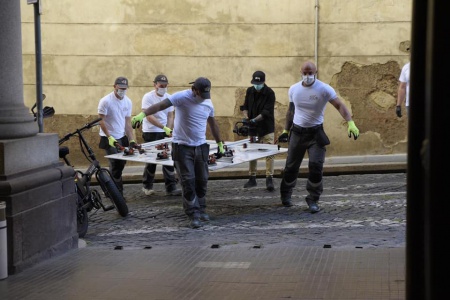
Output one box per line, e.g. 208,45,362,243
82,173,406,250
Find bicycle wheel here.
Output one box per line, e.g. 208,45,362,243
97,169,129,217
77,199,89,238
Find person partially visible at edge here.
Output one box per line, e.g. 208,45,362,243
240,70,276,192
276,61,360,213
131,77,225,229
98,76,137,194
396,47,410,118
139,74,181,197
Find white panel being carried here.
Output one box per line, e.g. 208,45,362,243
105,139,287,171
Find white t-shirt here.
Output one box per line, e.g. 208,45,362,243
141,90,174,133
288,79,337,127
168,89,214,146
98,92,132,139
399,62,410,107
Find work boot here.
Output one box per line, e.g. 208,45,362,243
244,176,257,188
189,215,202,229
281,197,293,207
266,176,274,192
200,212,210,222
306,198,320,213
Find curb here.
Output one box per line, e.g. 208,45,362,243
107,154,407,183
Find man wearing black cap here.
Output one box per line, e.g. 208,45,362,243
140,74,181,197
131,77,225,229
240,70,276,191
98,76,137,194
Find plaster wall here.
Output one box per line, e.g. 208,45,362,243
20,0,411,166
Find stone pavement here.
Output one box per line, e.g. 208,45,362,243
84,173,406,250
0,155,407,300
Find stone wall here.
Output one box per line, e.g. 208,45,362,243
21,0,411,166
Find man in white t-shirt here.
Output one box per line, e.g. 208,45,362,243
131,77,225,229
277,61,359,213
396,61,410,118
140,75,181,197
98,76,137,194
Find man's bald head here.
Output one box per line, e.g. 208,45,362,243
301,61,317,74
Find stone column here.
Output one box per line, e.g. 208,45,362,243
0,1,38,138
0,1,77,275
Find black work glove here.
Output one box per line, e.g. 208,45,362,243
396,106,402,118
242,118,250,125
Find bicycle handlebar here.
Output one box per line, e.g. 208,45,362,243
59,117,103,145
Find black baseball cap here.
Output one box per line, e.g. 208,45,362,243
189,77,211,99
251,71,265,84
154,74,168,83
114,77,128,88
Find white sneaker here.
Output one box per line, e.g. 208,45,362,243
142,188,155,196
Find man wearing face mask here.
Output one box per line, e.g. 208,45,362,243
98,76,137,194
240,70,276,191
140,74,181,197
277,61,360,213
131,77,225,229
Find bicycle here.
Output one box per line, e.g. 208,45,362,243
58,117,129,238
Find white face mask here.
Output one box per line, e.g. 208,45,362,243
156,87,167,96
302,74,315,85
116,89,126,98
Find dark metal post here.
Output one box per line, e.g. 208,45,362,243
408,0,450,298
29,0,44,132
406,0,427,298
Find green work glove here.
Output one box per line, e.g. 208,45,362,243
347,120,359,140
108,136,117,147
218,141,225,154
163,126,172,137
215,141,225,159
129,139,137,148
277,129,289,143
131,112,146,129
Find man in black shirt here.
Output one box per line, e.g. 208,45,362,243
240,71,276,191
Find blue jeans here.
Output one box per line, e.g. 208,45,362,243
172,143,210,217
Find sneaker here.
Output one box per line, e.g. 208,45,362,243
142,188,155,196
306,198,320,213
281,198,293,207
200,213,210,222
244,176,257,188
189,216,202,229
165,188,182,196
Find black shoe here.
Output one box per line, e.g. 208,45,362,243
165,188,182,196
306,198,320,213
189,216,202,228
281,198,293,207
266,176,274,192
200,213,210,222
244,176,257,188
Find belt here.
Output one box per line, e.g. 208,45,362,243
292,124,322,134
